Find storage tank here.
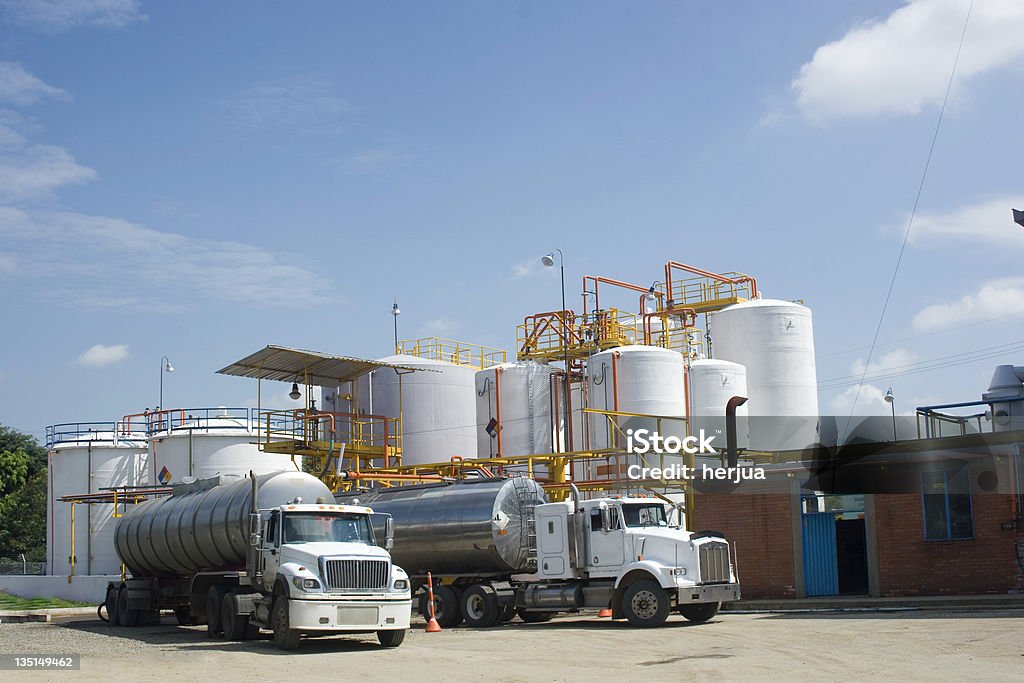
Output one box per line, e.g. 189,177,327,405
586,345,687,451
982,365,1024,432
146,410,295,486
710,299,818,451
688,359,749,451
358,354,477,465
475,361,562,459
47,429,148,576
115,470,332,578
347,478,546,575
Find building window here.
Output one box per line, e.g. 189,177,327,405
921,467,973,541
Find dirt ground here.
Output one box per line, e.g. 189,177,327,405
1,609,1022,681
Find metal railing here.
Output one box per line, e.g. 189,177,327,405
398,337,507,369
916,397,1024,438
668,270,755,313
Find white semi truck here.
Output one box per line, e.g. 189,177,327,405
350,477,739,628
104,470,412,650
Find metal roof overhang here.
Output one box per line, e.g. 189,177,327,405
216,345,427,386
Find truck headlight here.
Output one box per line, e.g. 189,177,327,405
293,577,322,591
393,579,408,590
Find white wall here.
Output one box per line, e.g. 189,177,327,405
0,574,114,604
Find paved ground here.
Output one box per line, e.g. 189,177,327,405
1,609,1022,681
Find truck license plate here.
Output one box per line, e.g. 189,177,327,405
337,606,380,626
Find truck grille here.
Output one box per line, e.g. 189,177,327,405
698,541,731,584
323,559,389,591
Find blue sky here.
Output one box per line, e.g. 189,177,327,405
1,0,1022,439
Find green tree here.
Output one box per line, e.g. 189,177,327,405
0,425,48,562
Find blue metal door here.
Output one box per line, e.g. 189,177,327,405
802,512,838,596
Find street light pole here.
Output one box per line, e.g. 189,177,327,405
542,249,569,451
159,355,174,410
884,387,896,441
392,300,401,354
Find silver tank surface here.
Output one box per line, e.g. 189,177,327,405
115,470,331,578
348,478,546,575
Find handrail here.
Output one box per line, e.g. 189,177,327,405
663,261,758,303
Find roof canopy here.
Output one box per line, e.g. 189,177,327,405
217,345,426,386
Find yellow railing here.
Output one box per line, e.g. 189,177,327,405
398,337,507,369
670,271,754,313
261,410,402,467
517,308,641,361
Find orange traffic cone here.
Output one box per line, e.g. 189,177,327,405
425,572,442,633
598,608,613,618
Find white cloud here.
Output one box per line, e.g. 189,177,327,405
0,62,67,105
0,139,96,201
850,348,920,377
76,343,128,367
1,0,145,31
225,77,351,134
793,0,1024,121
829,382,889,415
904,196,1024,249
0,207,336,309
511,258,547,279
913,276,1024,331
422,316,459,336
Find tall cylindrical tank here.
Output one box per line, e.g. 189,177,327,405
710,299,819,451
348,478,546,575
358,354,477,465
475,361,562,459
115,470,332,578
688,359,749,451
47,431,148,576
146,411,295,486
586,345,687,451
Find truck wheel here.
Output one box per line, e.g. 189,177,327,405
677,601,720,623
206,586,226,638
622,580,670,628
105,586,120,626
117,586,139,627
221,594,250,640
515,608,555,623
271,597,301,651
377,629,406,648
424,585,462,628
461,584,499,628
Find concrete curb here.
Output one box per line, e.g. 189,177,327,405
723,595,1024,613
0,606,98,623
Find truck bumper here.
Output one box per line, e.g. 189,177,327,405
676,583,741,604
288,598,412,632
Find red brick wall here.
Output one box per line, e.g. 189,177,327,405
874,493,1023,596
693,494,797,599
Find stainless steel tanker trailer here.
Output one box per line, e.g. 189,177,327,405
344,477,740,628
104,470,411,650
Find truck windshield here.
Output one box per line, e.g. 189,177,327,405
621,503,669,528
282,513,374,545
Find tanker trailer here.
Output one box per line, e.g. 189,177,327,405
104,470,411,650
346,477,740,629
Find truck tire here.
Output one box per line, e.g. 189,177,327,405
515,608,555,623
117,586,139,627
421,585,462,628
621,580,670,628
377,629,406,648
677,601,720,623
206,586,226,638
105,586,120,626
271,597,301,651
221,594,250,641
460,584,499,628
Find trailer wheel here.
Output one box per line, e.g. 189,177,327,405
117,586,139,627
221,594,250,640
271,597,301,651
421,585,462,628
515,608,554,623
677,601,720,623
461,584,499,628
105,586,120,626
621,580,670,628
376,629,406,648
206,586,226,638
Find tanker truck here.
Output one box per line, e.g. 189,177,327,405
103,470,412,650
344,477,739,629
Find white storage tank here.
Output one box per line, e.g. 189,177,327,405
688,358,749,451
586,345,687,452
359,354,477,466
146,410,295,486
710,299,819,451
46,429,148,576
475,361,563,459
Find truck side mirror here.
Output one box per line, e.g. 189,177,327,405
384,515,394,551
599,503,611,533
